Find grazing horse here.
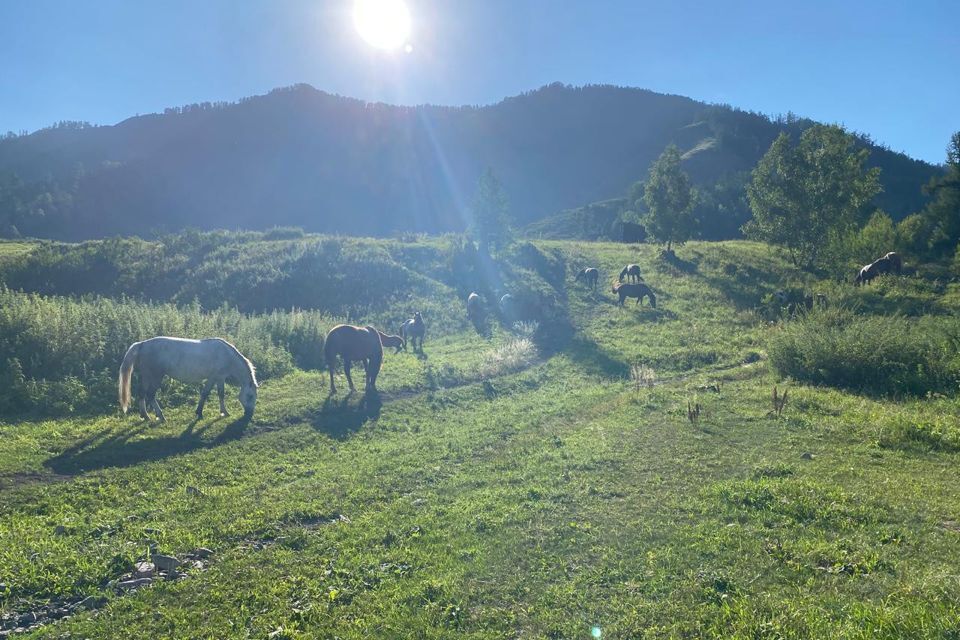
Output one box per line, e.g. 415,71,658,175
855,251,903,286
576,267,600,289
119,337,258,422
376,330,405,354
618,264,643,283
855,255,890,286
325,324,383,393
400,311,426,352
612,282,657,308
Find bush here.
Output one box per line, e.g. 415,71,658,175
768,306,960,396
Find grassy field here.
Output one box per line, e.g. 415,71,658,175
0,241,35,264
2,238,959,638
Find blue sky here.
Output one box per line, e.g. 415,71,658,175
2,0,957,163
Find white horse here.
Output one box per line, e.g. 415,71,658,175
119,337,258,422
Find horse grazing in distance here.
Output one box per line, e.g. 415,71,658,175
119,337,258,422
467,292,483,320
400,311,426,352
576,267,600,289
376,330,405,354
325,324,383,394
618,264,643,283
855,251,902,286
612,282,657,308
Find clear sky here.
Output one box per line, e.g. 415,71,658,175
2,0,957,163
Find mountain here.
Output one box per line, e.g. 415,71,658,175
0,83,941,240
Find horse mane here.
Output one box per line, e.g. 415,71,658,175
217,338,258,387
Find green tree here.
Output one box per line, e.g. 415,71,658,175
641,145,695,252
919,131,960,256
744,125,881,269
469,168,512,252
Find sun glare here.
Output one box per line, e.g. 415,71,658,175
353,0,411,51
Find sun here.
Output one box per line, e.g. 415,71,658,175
353,0,411,51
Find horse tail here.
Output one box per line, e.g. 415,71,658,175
118,341,141,413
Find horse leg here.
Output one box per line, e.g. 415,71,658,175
196,378,216,418
139,394,150,420
329,363,337,394
146,387,165,423
217,381,228,416
344,360,356,391
152,396,166,423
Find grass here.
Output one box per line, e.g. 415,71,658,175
2,238,960,638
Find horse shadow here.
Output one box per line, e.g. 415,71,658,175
44,414,251,475
308,391,383,440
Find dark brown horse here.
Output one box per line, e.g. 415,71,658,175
576,267,600,289
612,282,656,307
855,251,902,286
324,324,384,393
467,292,483,320
376,330,405,354
400,311,426,351
618,264,643,283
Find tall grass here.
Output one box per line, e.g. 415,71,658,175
0,286,338,416
768,305,960,396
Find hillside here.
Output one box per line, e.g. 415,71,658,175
0,84,941,240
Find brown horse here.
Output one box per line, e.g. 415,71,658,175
324,324,384,393
376,329,405,354
855,251,901,286
618,264,643,283
576,267,600,289
612,282,656,307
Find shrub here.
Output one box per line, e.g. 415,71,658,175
768,306,960,396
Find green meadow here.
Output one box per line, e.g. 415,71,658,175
1,235,959,639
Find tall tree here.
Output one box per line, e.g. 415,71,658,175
469,168,512,252
641,145,695,252
919,131,960,256
744,125,881,269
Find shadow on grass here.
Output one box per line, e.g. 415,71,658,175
44,414,253,475
306,391,383,440
563,334,631,379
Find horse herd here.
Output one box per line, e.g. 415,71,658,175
118,310,429,423
117,252,902,423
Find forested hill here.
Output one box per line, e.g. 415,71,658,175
0,83,940,240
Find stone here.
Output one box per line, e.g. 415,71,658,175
74,595,106,610
191,547,214,559
800,452,814,460
152,554,180,572
54,525,67,536
117,578,152,590
134,561,155,578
